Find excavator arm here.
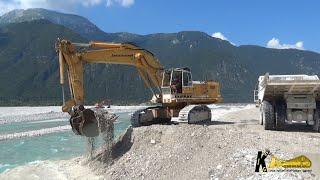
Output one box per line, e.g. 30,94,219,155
57,39,164,112
56,39,164,137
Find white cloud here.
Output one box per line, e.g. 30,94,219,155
212,32,228,41
0,2,19,14
212,32,235,45
106,0,134,7
0,0,134,15
81,0,103,7
267,37,304,50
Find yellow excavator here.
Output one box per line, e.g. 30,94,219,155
56,39,222,137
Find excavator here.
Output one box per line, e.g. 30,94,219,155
56,39,223,137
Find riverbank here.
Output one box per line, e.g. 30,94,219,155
1,104,319,179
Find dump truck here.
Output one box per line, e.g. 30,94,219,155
254,73,320,132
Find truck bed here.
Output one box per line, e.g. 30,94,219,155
256,74,320,101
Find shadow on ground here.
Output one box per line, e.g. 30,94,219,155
112,127,133,159
280,123,317,133
188,120,235,126
88,126,134,166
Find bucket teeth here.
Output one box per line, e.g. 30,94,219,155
70,115,82,135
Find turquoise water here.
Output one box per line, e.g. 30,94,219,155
0,119,67,135
0,112,132,173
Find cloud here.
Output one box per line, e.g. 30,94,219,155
0,0,134,15
81,0,103,7
267,38,304,50
212,32,228,41
0,1,19,15
106,0,135,7
212,32,235,45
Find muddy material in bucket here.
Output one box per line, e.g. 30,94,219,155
69,108,100,137
81,109,99,137
69,107,117,138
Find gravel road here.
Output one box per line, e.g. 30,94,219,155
1,104,319,180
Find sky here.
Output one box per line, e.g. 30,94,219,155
0,0,319,52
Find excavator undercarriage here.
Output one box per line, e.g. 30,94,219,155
130,105,212,126
130,106,171,127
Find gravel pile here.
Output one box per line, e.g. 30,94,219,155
90,106,319,179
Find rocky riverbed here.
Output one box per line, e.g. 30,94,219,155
1,104,319,180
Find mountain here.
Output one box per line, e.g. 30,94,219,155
0,20,84,105
0,8,107,40
0,20,152,105
0,9,320,105
109,32,320,102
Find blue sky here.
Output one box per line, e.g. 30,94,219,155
1,0,320,52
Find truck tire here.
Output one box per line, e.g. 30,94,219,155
275,100,286,131
313,102,320,132
259,112,264,125
259,105,263,125
263,101,275,130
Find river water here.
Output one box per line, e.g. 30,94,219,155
0,106,134,173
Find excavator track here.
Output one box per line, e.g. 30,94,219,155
130,106,170,127
176,105,212,123
130,108,148,127
131,105,212,126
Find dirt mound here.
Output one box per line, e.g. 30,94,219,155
87,107,318,179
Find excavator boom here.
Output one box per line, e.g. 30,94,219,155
57,39,164,112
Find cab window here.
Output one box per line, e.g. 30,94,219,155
162,70,171,87
183,72,192,87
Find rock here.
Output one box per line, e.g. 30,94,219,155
150,139,156,144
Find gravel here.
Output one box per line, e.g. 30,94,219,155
100,106,319,179
1,105,320,180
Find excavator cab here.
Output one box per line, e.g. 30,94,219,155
161,68,193,95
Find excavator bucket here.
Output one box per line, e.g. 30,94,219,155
70,109,99,137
